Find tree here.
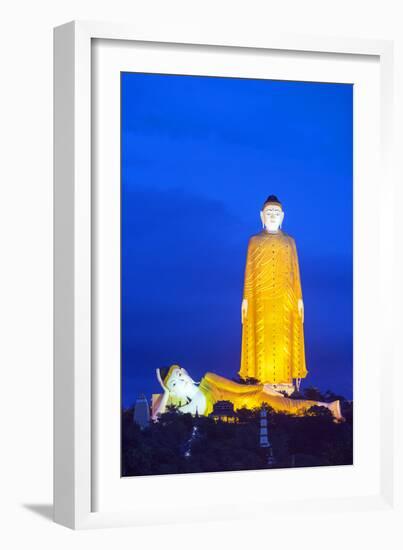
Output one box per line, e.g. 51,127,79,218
306,405,333,418
236,406,258,423
121,394,353,476
303,386,325,401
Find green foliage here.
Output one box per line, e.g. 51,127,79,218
122,399,353,476
306,405,333,418
232,376,260,385
302,386,325,401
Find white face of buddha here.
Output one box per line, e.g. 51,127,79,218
260,204,284,232
165,367,198,399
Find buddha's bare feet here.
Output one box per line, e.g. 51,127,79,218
329,400,345,423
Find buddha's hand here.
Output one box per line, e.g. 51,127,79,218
298,299,304,323
155,368,171,416
241,298,248,324
151,387,170,420
158,388,171,416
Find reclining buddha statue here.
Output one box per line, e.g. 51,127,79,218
151,364,343,422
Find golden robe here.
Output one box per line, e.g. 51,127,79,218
199,372,320,416
239,230,307,385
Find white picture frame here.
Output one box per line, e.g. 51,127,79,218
54,20,399,530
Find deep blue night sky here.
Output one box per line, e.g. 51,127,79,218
121,72,353,408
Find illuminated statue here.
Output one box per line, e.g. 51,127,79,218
240,195,307,394
151,365,343,422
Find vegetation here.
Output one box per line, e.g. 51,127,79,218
231,375,261,385
122,399,353,477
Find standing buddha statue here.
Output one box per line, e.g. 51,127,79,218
239,195,307,394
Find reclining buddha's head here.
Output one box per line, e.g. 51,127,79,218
156,364,199,399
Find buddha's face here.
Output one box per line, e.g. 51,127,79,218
260,204,284,232
165,366,198,399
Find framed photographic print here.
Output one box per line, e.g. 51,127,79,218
54,21,398,529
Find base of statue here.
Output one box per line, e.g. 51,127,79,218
263,383,295,396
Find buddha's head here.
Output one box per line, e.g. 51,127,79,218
156,364,199,399
260,195,284,233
